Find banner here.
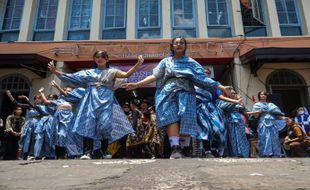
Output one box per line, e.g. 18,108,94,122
112,62,158,87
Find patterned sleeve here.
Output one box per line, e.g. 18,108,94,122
267,103,284,116
252,102,262,112
153,58,166,79
215,89,223,98
175,57,219,89
191,61,219,89
218,100,235,112
59,70,90,87
65,87,86,103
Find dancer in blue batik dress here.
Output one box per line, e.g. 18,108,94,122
34,92,58,159
218,89,250,158
196,83,242,157
6,90,45,160
124,37,231,159
252,91,287,157
48,51,143,159
39,87,74,159
50,80,85,158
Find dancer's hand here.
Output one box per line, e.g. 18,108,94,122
123,83,139,91
50,80,56,87
137,55,144,65
38,87,44,93
48,60,56,73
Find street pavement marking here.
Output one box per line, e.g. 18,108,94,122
198,158,298,163
92,159,157,165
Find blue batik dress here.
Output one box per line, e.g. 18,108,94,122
153,56,219,137
19,107,44,156
62,88,85,157
196,87,226,150
34,105,56,158
59,68,134,143
252,102,284,157
51,98,74,148
218,100,249,158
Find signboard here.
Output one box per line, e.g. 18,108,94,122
112,62,158,87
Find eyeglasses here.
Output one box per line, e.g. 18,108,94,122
172,42,185,46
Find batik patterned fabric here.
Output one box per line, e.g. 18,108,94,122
196,87,226,150
34,105,56,158
218,101,249,158
62,88,86,157
252,102,284,157
153,56,219,136
59,68,134,143
19,108,42,155
51,98,73,148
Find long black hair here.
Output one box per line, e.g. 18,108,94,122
169,37,187,56
92,50,110,68
257,91,268,101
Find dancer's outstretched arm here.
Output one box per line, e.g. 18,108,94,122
38,88,52,104
115,55,144,78
123,75,156,90
48,60,64,77
50,80,68,96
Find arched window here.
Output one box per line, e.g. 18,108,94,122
267,70,305,87
266,69,308,116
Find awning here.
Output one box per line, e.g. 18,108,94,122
240,47,310,75
0,53,51,77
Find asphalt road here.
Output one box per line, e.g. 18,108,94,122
0,158,309,190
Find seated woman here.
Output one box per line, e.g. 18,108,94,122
284,118,310,157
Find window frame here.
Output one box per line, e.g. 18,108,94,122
0,0,25,32
68,0,93,32
136,0,162,39
275,0,301,27
136,0,161,30
102,0,127,31
33,0,59,33
171,0,197,30
206,0,231,27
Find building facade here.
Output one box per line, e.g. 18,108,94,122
0,0,310,119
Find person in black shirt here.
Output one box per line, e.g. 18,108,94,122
3,106,25,160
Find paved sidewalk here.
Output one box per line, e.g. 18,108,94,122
0,158,309,190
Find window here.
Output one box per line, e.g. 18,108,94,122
171,0,197,38
240,0,267,37
68,0,92,40
102,0,126,39
0,0,25,41
275,0,302,36
136,0,161,39
33,0,58,41
206,0,231,37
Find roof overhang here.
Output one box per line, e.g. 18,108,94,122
240,47,310,75
0,53,51,77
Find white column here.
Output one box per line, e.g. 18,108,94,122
299,0,310,35
197,0,208,38
18,0,36,41
126,0,136,39
162,0,172,39
231,0,244,36
54,0,70,41
265,0,281,37
90,0,102,40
